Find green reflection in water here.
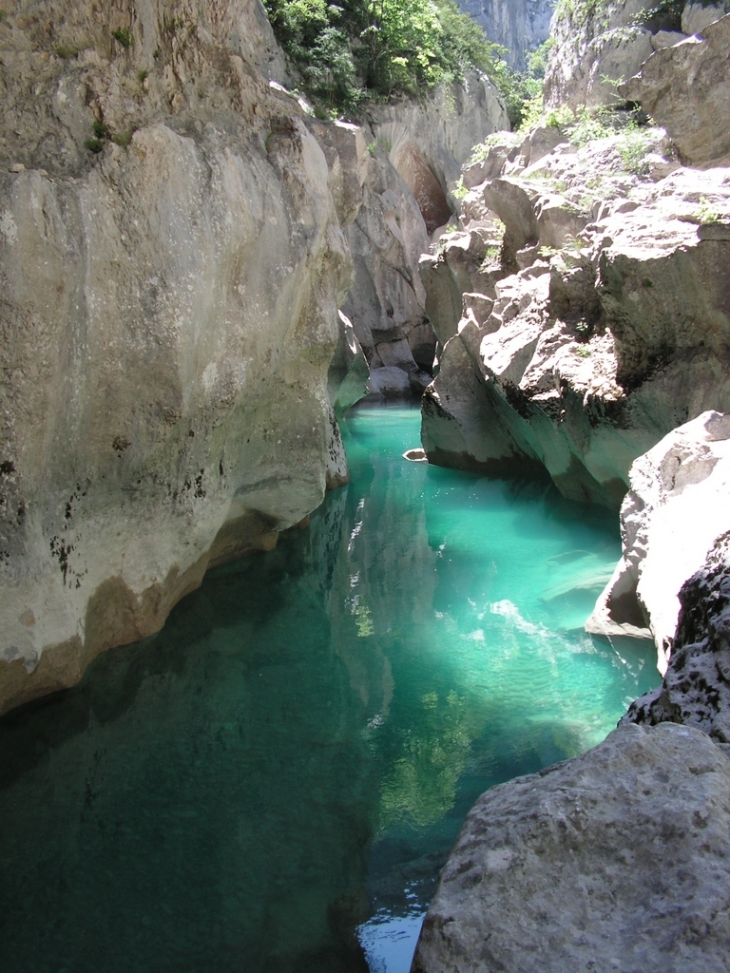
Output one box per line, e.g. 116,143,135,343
0,403,658,973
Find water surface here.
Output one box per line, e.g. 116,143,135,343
0,404,657,973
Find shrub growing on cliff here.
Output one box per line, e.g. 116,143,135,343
263,0,527,117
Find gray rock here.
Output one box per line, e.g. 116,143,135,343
621,13,730,166
0,0,371,715
625,529,730,742
682,1,730,35
455,0,555,70
544,0,658,110
421,128,730,508
413,721,730,973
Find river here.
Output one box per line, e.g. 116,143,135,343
0,403,657,973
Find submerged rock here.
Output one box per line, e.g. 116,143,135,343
413,721,730,973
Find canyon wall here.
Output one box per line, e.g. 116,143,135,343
545,0,730,110
0,0,369,715
456,0,555,68
0,0,509,716
345,76,508,398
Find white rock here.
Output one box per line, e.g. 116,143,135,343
588,412,730,671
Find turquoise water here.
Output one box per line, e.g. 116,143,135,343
0,404,657,973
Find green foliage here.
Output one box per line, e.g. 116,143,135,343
85,138,104,154
616,130,651,175
527,37,554,79
111,27,133,48
697,196,721,224
111,130,134,147
453,175,468,200
55,42,80,58
555,0,611,29
138,69,149,82
263,0,525,114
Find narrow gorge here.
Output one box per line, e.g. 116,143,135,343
1,0,730,971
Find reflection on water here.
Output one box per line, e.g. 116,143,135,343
0,404,657,973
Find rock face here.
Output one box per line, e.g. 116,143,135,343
455,0,555,69
544,0,730,111
588,412,730,669
343,77,508,398
420,125,730,507
625,530,730,742
413,721,730,973
0,0,370,715
621,12,730,167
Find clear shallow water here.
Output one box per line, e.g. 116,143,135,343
0,403,657,973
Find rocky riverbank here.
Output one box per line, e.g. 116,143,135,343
413,5,730,969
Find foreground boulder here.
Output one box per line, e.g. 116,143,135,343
413,721,730,973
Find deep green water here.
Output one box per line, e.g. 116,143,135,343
0,404,657,973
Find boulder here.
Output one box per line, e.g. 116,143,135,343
621,13,730,166
544,0,658,110
682,1,730,35
413,721,730,973
625,529,730,741
588,412,730,670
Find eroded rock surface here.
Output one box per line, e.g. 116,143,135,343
344,77,508,398
544,0,730,111
0,0,368,715
421,123,730,506
588,412,730,668
621,12,730,166
413,721,730,973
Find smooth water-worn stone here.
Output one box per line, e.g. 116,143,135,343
588,412,730,670
413,721,730,973
0,0,369,715
625,528,730,741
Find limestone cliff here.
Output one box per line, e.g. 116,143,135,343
456,0,555,69
344,77,508,398
0,0,369,715
544,0,730,110
419,123,730,507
